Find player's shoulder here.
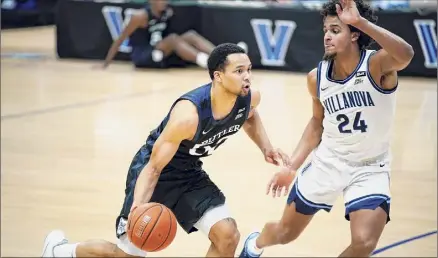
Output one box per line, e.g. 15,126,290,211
167,100,199,134
250,88,261,108
131,9,148,24
307,67,319,97
307,67,318,82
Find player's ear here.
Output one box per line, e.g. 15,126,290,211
213,71,223,83
351,31,360,43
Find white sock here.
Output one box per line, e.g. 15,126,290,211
53,243,78,257
247,236,263,255
195,52,209,68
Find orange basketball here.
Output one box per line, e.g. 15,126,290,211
127,202,177,252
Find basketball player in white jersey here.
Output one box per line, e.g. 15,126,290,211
239,0,414,257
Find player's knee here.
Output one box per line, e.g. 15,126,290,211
166,33,180,47
350,233,378,255
181,30,199,40
209,218,240,255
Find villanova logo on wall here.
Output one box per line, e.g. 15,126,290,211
250,19,297,67
101,6,142,53
413,19,437,69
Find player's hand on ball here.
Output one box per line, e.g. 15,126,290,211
264,148,290,167
266,166,296,198
128,203,138,223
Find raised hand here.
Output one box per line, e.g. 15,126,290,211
336,0,362,25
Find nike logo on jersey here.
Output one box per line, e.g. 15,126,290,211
235,113,243,120
321,86,329,91
356,71,366,77
380,164,385,167
322,90,375,115
202,127,214,134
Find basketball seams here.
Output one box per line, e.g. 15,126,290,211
127,203,177,252
130,203,161,243
141,205,163,249
151,207,173,252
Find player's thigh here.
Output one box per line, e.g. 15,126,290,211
174,170,227,236
343,168,390,249
343,165,391,222
154,33,180,56
287,156,346,216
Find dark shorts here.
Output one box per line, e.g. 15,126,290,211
115,144,226,237
130,45,167,69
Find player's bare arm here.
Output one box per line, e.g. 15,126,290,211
243,89,289,166
101,11,149,68
265,68,324,197
336,0,414,89
131,100,198,211
288,68,324,171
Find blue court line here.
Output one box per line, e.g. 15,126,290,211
371,230,437,255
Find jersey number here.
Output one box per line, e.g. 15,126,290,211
189,136,230,157
336,111,368,134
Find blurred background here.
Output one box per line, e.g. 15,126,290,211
1,0,437,77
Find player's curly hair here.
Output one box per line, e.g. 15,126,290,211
208,43,246,80
321,0,378,50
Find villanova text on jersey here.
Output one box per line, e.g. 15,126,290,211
316,49,397,161
322,91,376,115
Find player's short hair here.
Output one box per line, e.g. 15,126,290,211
321,0,378,50
208,43,246,80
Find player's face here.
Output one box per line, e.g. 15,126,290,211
220,53,252,97
322,15,358,61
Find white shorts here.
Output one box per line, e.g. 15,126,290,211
116,204,231,256
287,144,391,220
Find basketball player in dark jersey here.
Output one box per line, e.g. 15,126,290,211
42,43,290,257
98,0,215,69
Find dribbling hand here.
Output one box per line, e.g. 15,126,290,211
128,203,139,223
266,166,296,198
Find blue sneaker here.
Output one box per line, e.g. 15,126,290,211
239,232,263,258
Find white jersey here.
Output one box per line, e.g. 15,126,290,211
317,49,397,162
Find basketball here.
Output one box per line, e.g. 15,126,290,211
127,202,177,252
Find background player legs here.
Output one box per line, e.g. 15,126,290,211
339,207,388,257
155,33,209,68
205,218,240,257
255,202,314,248
180,30,215,55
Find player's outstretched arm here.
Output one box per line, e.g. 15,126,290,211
100,11,148,68
287,69,324,172
243,89,289,166
131,100,198,211
336,0,414,74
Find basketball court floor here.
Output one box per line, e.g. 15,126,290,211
1,26,437,257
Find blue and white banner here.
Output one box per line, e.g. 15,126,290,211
56,0,437,77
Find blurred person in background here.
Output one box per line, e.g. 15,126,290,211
97,0,215,69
